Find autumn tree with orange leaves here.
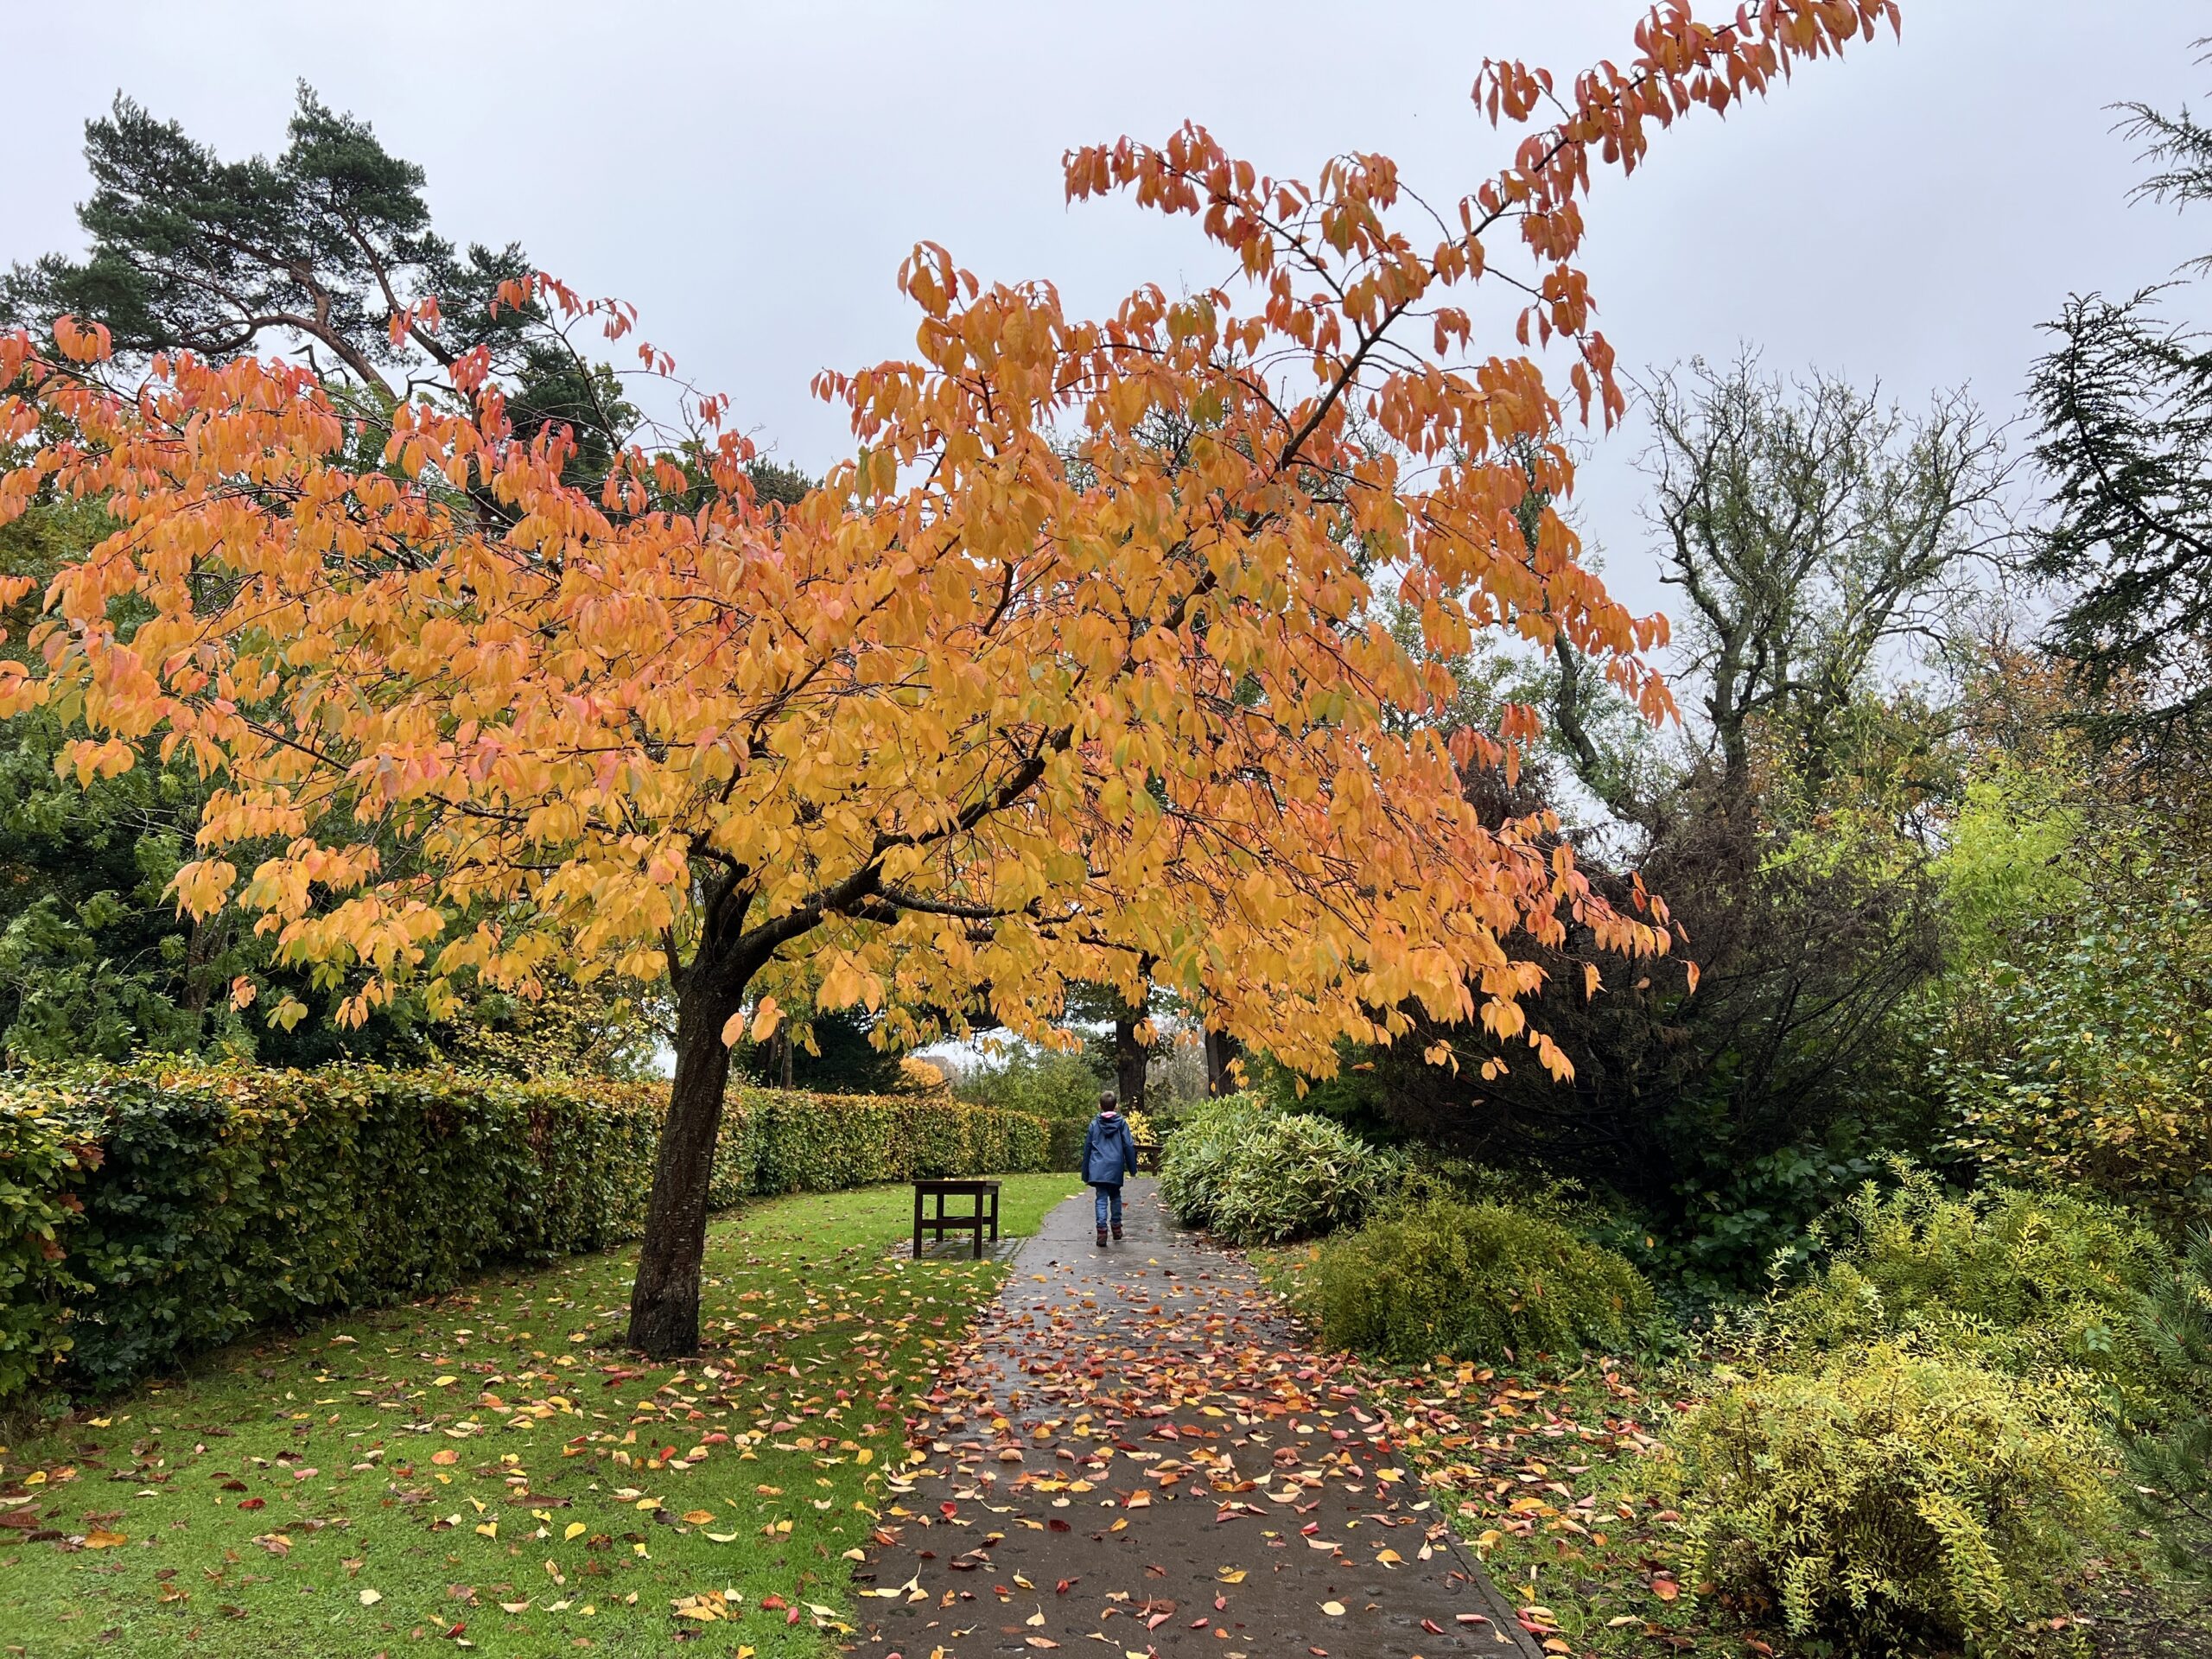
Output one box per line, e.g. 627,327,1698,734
0,3,1900,1356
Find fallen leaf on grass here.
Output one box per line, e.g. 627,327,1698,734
359,1589,383,1606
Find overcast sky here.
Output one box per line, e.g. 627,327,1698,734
6,2,2207,622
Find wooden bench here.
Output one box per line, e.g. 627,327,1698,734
912,1178,1002,1259
1135,1141,1162,1174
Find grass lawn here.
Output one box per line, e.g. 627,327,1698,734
0,1173,1084,1659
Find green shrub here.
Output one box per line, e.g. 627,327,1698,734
1047,1117,1089,1171
951,1043,1105,1122
1939,888,2212,1230
1300,1199,1656,1363
1160,1096,1392,1244
1765,1164,2174,1416
1158,1095,1262,1227
1675,1346,2119,1654
2117,1226,2212,1571
0,1062,1049,1402
0,1103,100,1399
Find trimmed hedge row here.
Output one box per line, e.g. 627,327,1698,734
0,1063,1048,1402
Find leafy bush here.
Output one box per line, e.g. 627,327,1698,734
1158,1095,1263,1223
1675,1346,2118,1653
1300,1199,1656,1363
1941,888,2212,1229
0,1062,1048,1402
951,1043,1105,1122
1159,1096,1393,1245
1647,1124,1890,1304
1764,1165,2174,1415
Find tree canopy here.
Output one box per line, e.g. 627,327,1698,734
2031,67,2212,739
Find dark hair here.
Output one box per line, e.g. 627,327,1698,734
1098,1090,1119,1111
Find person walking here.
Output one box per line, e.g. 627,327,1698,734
1079,1090,1139,1246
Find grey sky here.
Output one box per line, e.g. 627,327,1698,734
6,1,2207,624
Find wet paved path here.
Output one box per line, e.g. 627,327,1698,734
849,1179,1541,1659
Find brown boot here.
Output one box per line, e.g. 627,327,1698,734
1096,1225,1109,1247
1111,1222,1123,1241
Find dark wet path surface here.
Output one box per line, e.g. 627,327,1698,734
849,1180,1540,1658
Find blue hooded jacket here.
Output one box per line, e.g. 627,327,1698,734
1080,1110,1138,1186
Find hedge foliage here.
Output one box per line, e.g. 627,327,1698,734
1674,1346,2119,1654
1300,1199,1657,1363
0,1062,1047,1402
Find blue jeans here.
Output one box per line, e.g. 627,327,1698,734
1092,1183,1123,1228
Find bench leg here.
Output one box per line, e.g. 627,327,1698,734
912,1185,923,1259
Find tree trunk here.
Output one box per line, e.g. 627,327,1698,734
1114,1014,1147,1112
1205,1027,1243,1097
627,983,736,1358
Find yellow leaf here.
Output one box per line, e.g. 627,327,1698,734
359,1588,383,1606
432,1376,458,1388
1216,1568,1246,1585
475,1522,498,1538
84,1530,127,1549
1320,1600,1346,1617
564,1522,587,1541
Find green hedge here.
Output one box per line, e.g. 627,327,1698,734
0,1063,1047,1402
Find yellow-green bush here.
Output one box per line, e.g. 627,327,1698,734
1764,1166,2174,1418
1675,1347,2118,1654
0,1062,1046,1402
1300,1198,1656,1363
